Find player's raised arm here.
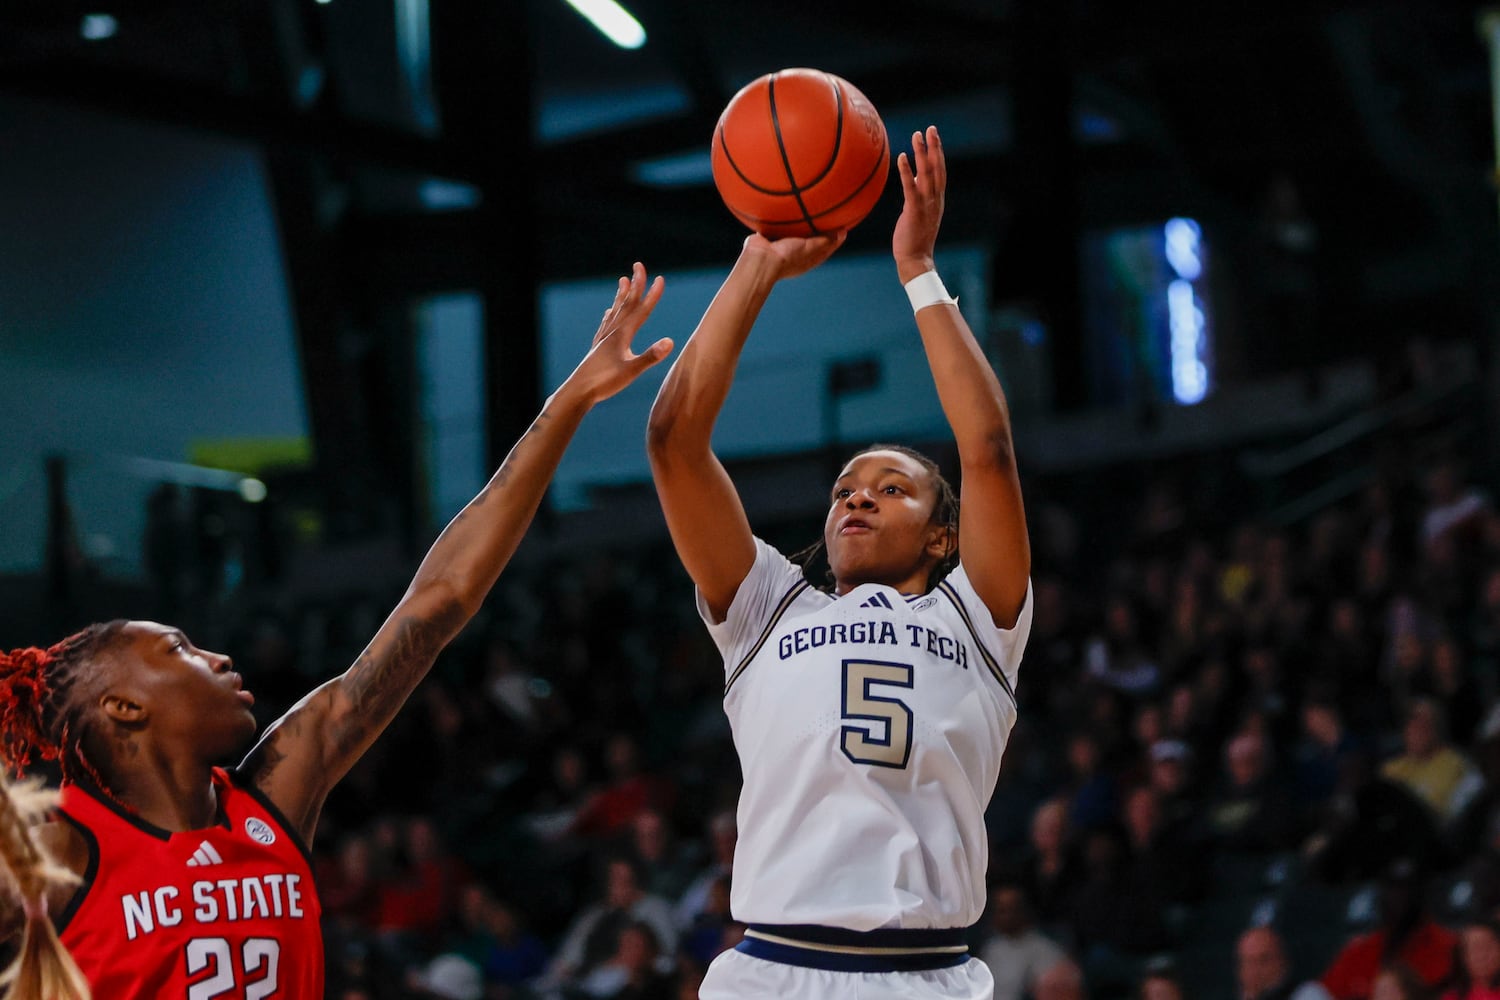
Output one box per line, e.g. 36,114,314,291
240,265,672,842
646,233,844,620
896,127,1030,627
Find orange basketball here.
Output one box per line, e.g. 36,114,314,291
711,68,890,239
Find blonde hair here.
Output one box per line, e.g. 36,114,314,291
0,775,90,1000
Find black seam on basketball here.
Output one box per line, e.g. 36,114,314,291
789,72,844,192
803,131,887,218
767,72,821,235
728,133,887,228
719,125,798,197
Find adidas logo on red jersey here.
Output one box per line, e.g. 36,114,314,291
185,841,223,867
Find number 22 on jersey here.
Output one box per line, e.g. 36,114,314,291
187,937,279,999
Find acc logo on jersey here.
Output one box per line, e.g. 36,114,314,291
244,817,277,845
912,597,938,612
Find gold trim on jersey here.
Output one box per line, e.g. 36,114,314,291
935,580,1015,702
724,580,811,696
743,928,969,955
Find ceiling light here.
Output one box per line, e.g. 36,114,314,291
79,13,118,40
563,0,645,49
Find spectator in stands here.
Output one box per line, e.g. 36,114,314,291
1084,595,1162,696
570,733,671,840
1421,636,1484,750
1445,919,1500,1000
1158,575,1207,680
321,830,383,927
681,876,733,969
481,633,547,740
1317,597,1376,698
1034,957,1088,1000
1208,729,1298,854
1371,963,1435,1000
374,816,467,948
1123,783,1203,904
1241,644,1296,746
1468,568,1500,667
573,922,675,999
1295,696,1360,810
1019,797,1086,928
1307,750,1444,883
629,809,694,902
1139,956,1187,1000
1069,826,1171,974
1420,460,1489,551
1020,575,1081,712
1382,698,1480,825
411,953,484,1000
1237,925,1334,1000
675,809,736,930
1065,730,1121,833
979,879,1068,1000
546,856,678,990
445,886,549,996
1451,708,1500,861
1148,738,1200,824
525,743,594,842
1133,702,1166,760
1321,859,1456,999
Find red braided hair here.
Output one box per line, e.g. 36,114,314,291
0,622,128,783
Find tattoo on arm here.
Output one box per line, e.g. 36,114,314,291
329,602,467,759
446,412,548,521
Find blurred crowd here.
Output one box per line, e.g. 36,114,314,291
163,429,1500,1000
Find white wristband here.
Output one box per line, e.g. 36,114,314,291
903,270,957,313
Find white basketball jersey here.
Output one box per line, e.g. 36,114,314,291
699,538,1032,931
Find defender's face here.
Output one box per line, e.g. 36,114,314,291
112,621,257,757
823,450,946,594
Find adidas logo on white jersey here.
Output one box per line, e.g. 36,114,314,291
859,592,894,610
186,841,224,867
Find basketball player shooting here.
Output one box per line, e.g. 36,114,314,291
646,125,1032,1000
0,270,671,998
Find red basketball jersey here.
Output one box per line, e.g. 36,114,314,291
57,767,324,998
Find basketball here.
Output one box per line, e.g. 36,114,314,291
711,68,890,239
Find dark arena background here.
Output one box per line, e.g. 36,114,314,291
4,1,1500,997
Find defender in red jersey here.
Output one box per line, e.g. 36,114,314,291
58,768,322,997
0,267,672,997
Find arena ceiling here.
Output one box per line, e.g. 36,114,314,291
0,0,1490,271
1,0,1496,445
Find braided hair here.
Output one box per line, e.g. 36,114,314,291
0,774,91,999
0,622,129,797
793,444,960,595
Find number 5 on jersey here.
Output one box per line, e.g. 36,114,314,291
840,660,914,768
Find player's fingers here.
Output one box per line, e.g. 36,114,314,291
929,127,947,191
896,152,917,196
641,274,665,311
630,337,675,374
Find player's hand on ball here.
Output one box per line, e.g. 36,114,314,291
743,230,847,281
565,262,673,404
893,126,947,283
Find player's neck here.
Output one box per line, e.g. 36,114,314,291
109,749,220,832
834,568,930,598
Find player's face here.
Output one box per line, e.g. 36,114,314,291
824,450,949,595
109,621,258,758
